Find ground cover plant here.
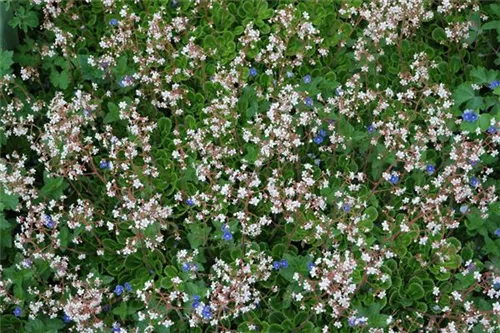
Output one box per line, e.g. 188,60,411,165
0,0,500,332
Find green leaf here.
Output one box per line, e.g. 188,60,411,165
0,189,19,211
478,114,492,131
482,20,500,31
112,302,128,320
104,102,120,123
164,265,178,278
407,282,425,300
42,318,64,331
0,49,14,77
243,144,259,164
185,115,196,129
272,244,286,258
449,56,461,74
0,213,12,235
40,171,68,200
9,6,38,32
187,223,211,249
160,277,173,289
465,208,485,231
114,55,128,75
471,67,498,85
158,117,172,135
266,323,284,333
0,229,12,249
203,35,217,50
432,27,447,43
24,319,46,333
453,84,475,106
59,226,70,250
76,55,104,83
489,202,500,215
442,254,462,270
363,206,378,222
49,69,70,90
483,235,500,256
359,206,378,231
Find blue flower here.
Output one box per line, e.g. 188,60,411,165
114,285,124,296
112,322,121,333
13,306,21,317
62,314,71,324
426,165,435,174
83,109,91,117
273,261,281,270
343,204,351,212
186,198,195,207
348,317,356,327
109,19,118,26
389,174,399,185
182,262,191,272
495,228,500,237
249,67,257,77
46,220,54,228
459,205,469,214
318,129,327,137
470,177,479,187
303,74,311,84
99,161,111,170
367,123,375,133
470,159,478,166
119,75,133,87
307,262,315,271
462,109,478,122
43,214,54,228
313,136,324,144
487,125,497,134
494,281,500,290
286,71,294,78
314,158,321,166
489,81,500,90
280,259,288,268
124,282,132,292
223,231,233,241
202,305,212,320
335,87,343,96
103,304,111,312
192,295,201,308
305,97,313,107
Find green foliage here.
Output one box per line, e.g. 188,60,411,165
0,49,14,77
8,4,38,33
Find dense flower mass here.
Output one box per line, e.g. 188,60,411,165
0,0,500,332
